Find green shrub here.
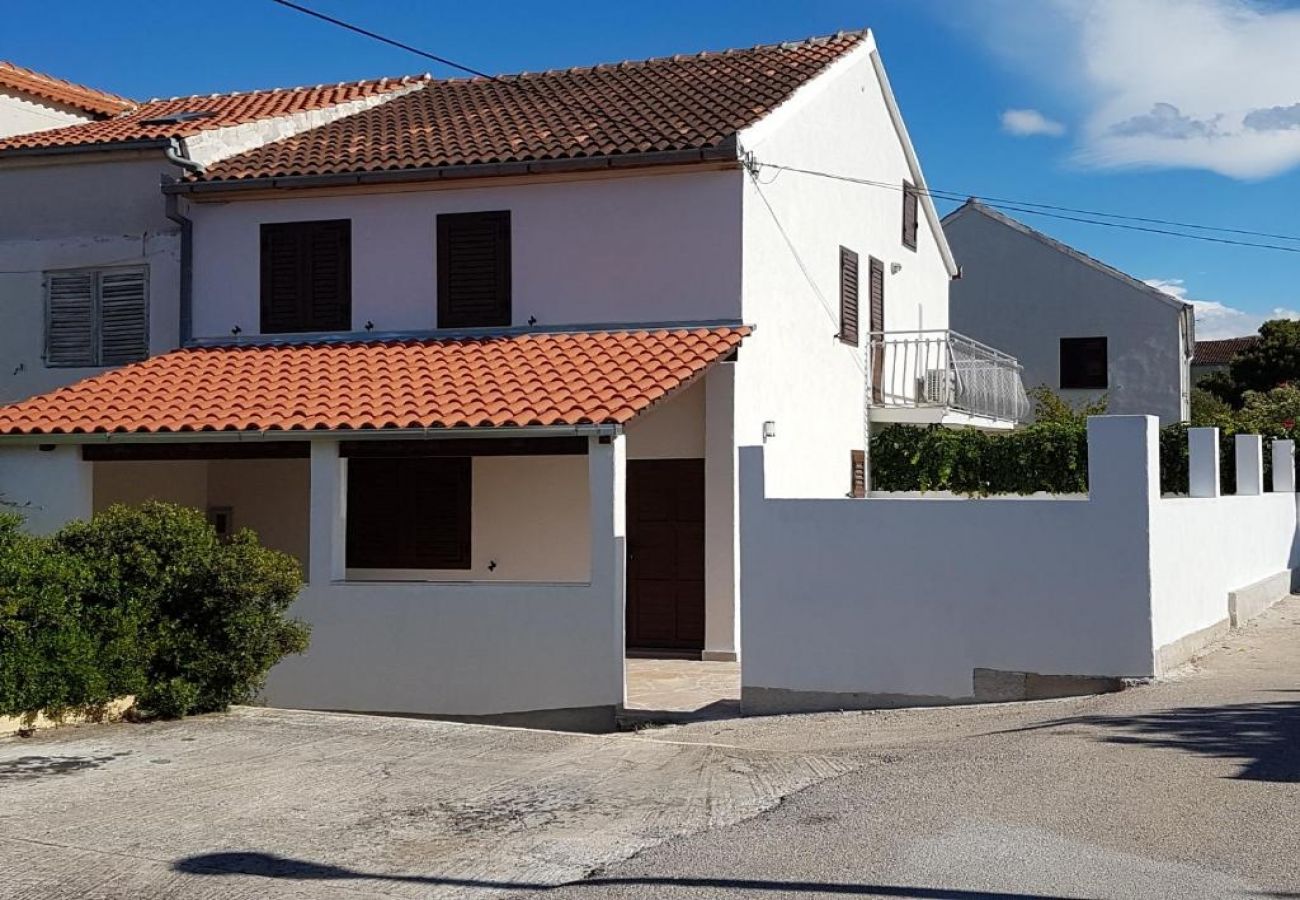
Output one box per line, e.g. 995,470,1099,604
0,502,309,720
54,502,310,715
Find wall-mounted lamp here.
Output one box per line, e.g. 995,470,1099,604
890,262,903,275
762,420,777,443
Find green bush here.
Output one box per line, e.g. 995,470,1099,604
0,502,309,719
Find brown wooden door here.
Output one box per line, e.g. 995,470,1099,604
869,256,886,403
626,459,706,653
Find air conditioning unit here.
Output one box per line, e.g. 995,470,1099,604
922,368,953,405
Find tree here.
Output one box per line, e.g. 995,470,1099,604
1204,319,1300,407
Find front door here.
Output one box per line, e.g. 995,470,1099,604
626,459,705,653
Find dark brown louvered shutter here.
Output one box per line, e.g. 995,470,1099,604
260,220,351,333
902,182,919,250
850,450,866,498
346,456,472,570
839,246,859,346
438,211,511,329
869,256,886,403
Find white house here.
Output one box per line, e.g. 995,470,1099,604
944,200,1195,424
0,61,134,139
0,32,1027,730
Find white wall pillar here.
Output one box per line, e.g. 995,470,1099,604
1087,416,1159,508
1235,434,1264,496
308,439,346,585
588,433,627,702
0,444,93,535
1272,440,1296,493
704,363,739,661
1188,427,1221,498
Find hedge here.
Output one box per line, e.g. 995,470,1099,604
0,502,309,720
870,422,1292,496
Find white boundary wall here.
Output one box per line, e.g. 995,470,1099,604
739,416,1299,712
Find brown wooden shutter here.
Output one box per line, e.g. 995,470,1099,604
437,211,511,329
869,257,886,403
45,271,97,366
839,246,859,346
902,182,919,250
850,450,866,498
345,456,472,570
260,220,351,333
99,268,149,365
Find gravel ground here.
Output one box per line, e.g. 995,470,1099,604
2,598,1297,899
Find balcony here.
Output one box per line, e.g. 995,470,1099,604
867,329,1030,429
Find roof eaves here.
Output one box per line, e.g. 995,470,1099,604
952,200,1191,311
0,137,174,161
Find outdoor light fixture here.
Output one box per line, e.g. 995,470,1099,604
763,420,777,442
891,262,903,275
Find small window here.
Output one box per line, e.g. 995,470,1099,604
850,450,866,498
901,182,919,251
45,266,149,367
839,246,859,346
260,219,352,333
437,211,511,329
346,456,471,569
1060,337,1108,389
206,506,234,542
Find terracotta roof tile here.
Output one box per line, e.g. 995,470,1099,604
0,75,429,152
1193,336,1258,366
0,61,135,116
0,327,747,436
194,32,867,182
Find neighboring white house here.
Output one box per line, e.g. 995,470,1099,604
0,72,428,403
0,61,135,139
944,200,1195,424
0,32,1028,729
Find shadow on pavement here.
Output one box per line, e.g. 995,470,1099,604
175,851,1095,898
998,697,1300,782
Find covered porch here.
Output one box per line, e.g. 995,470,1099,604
0,325,748,731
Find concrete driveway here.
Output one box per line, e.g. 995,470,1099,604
3,599,1299,899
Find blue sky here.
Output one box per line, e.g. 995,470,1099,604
7,0,1299,337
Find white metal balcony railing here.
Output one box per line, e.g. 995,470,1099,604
866,329,1031,424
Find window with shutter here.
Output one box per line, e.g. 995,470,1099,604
345,456,472,570
869,256,886,403
850,449,867,498
839,246,859,346
437,211,511,329
902,181,919,251
45,266,148,368
260,219,351,333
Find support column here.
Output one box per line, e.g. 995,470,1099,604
1188,427,1221,498
1235,434,1264,496
588,433,626,704
0,444,93,535
1272,439,1296,493
704,363,739,661
308,439,346,585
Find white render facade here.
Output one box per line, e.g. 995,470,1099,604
945,201,1195,424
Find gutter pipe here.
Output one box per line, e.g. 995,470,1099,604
162,138,202,345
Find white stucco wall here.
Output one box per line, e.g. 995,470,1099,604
739,417,1158,702
735,44,953,498
0,89,91,139
946,208,1191,423
0,157,183,402
0,445,92,535
188,170,743,338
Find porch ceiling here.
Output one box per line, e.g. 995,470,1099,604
0,326,747,437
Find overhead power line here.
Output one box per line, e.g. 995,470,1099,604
757,163,1300,255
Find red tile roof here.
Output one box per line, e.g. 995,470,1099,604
0,61,135,116
1193,336,1258,366
193,32,867,183
0,327,748,436
0,75,428,152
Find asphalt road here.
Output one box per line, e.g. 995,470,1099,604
1,599,1297,899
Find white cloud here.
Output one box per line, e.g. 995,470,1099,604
1001,108,1066,137
1144,278,1300,339
966,0,1300,179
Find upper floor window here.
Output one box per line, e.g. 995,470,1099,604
838,246,859,346
437,211,511,329
260,219,351,334
45,266,148,367
901,181,919,251
1060,336,1108,389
